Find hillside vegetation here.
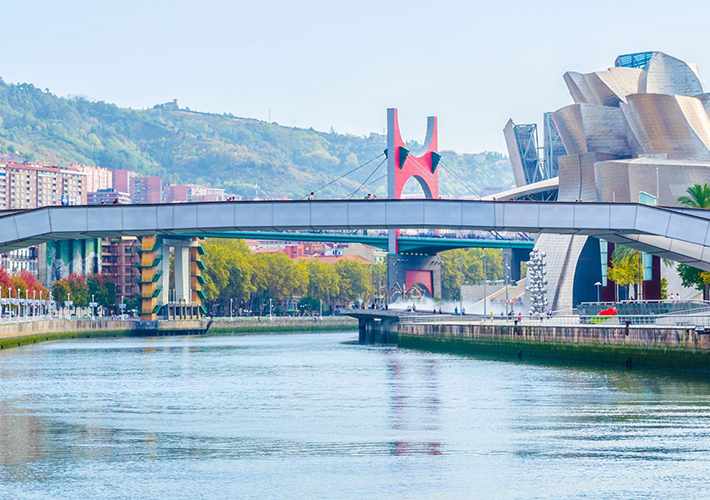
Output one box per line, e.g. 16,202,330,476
0,79,512,198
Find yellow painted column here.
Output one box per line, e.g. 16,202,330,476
190,238,206,318
140,235,161,321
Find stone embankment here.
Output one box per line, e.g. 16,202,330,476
0,316,357,350
397,321,710,373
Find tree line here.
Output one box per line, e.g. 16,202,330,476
0,267,49,299
201,239,378,315
201,239,507,315
52,274,117,308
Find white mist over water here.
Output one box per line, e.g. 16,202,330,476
387,296,527,315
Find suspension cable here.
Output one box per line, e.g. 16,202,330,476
403,154,456,197
345,157,386,199
438,161,481,198
301,153,384,199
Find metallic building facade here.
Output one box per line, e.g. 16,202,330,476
510,51,710,310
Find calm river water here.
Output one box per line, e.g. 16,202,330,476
2,332,710,499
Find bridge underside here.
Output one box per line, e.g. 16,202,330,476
176,231,534,254
1,200,710,270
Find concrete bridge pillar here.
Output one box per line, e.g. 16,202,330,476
139,237,205,321
174,246,191,302
387,254,442,301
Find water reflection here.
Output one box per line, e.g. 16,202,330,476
385,348,442,455
1,334,710,499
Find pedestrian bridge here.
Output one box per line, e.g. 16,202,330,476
1,199,710,269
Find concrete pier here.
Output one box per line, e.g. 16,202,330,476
397,320,710,373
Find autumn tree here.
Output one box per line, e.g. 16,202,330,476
608,253,643,300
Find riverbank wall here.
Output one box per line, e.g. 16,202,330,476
397,322,710,373
0,317,357,350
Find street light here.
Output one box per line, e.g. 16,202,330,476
594,281,602,303
455,257,463,315
482,254,488,318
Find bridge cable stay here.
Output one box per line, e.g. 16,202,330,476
301,153,384,200
407,154,514,241
437,161,515,241
357,172,387,192
345,157,387,199
400,154,456,198
437,161,482,198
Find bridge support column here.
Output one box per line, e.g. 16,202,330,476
174,246,191,303
139,235,163,321
190,239,206,318
387,254,442,301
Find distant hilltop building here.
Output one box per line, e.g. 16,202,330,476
504,51,710,310
153,99,179,110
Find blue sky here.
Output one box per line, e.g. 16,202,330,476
1,0,707,153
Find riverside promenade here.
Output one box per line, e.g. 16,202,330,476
0,316,357,350
398,320,710,373
349,309,710,374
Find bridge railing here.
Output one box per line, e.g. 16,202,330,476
399,312,710,329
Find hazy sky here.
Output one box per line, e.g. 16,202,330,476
1,0,708,153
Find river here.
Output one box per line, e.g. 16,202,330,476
1,331,710,499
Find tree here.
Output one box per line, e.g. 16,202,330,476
677,264,710,300
0,267,13,296
661,277,669,300
53,274,90,307
53,280,71,304
678,183,710,209
202,239,256,310
87,275,117,307
18,270,49,298
370,263,386,303
440,248,503,301
335,259,371,303
257,253,308,305
608,253,643,300
306,260,340,310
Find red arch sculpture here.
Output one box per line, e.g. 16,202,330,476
386,108,441,296
387,108,440,201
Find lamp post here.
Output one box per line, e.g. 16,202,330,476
455,257,463,315
482,255,488,318
504,263,510,316
230,298,233,320
594,281,602,303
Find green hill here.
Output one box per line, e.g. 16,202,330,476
0,79,512,199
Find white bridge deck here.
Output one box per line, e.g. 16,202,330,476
1,199,710,269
